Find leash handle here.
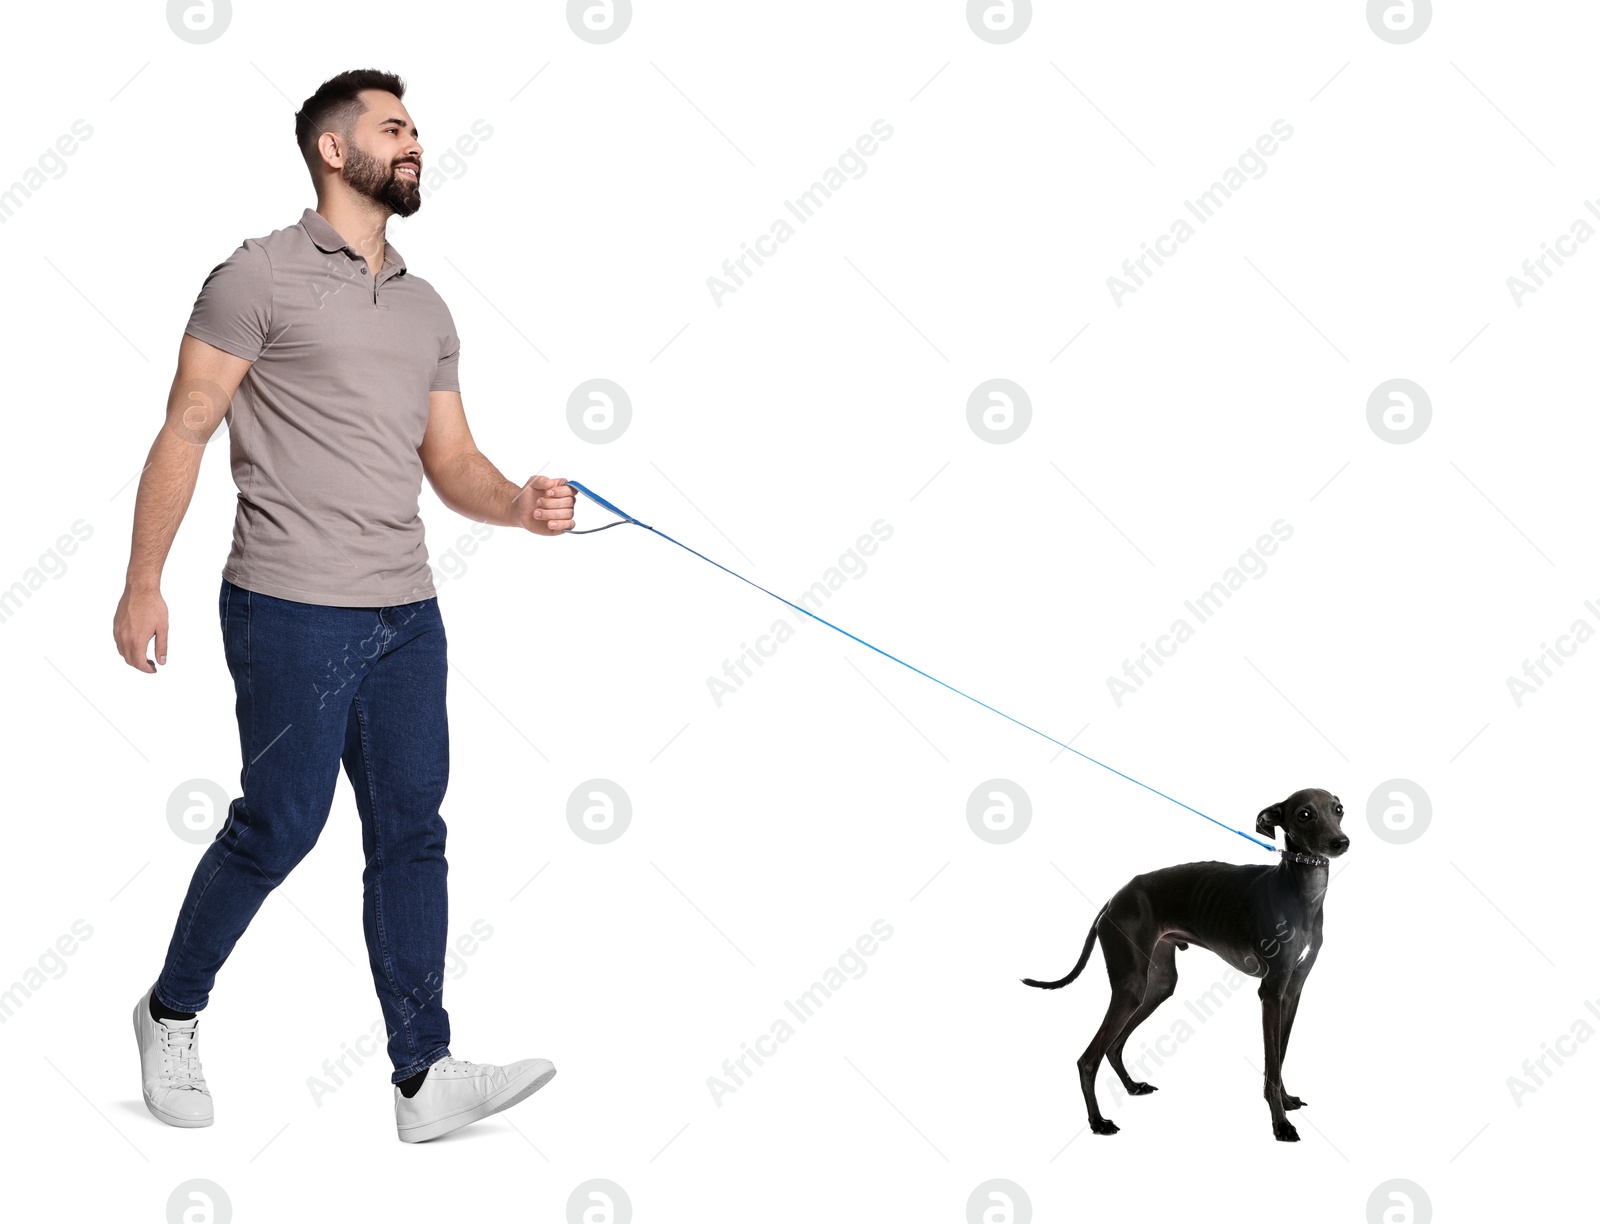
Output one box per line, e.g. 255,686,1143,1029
567,478,650,533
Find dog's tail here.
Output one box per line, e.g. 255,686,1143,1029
1021,903,1106,990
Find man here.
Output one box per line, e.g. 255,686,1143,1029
112,68,572,1142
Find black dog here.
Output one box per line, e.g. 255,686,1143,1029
1023,788,1348,1141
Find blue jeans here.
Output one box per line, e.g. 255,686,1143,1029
155,578,453,1083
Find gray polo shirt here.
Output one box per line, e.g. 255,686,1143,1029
183,207,459,607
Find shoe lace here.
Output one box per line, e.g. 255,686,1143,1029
159,1021,206,1091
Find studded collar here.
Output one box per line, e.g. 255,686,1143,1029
1281,849,1329,867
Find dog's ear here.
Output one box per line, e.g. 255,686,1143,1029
1255,803,1282,839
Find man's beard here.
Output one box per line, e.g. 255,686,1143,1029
344,137,420,218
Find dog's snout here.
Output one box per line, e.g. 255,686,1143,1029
1330,836,1350,854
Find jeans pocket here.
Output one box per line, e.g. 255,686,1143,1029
219,580,252,673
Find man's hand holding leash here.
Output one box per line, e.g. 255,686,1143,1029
514,474,575,536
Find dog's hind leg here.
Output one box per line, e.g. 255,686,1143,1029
1106,938,1178,1096
1076,921,1152,1135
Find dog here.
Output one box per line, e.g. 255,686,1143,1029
1022,787,1348,1141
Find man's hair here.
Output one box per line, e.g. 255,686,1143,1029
294,69,407,180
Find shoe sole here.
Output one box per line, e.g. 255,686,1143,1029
397,1060,556,1143
132,994,213,1128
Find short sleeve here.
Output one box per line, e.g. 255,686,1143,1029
430,309,460,392
184,239,272,362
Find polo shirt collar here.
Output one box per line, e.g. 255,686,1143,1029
299,207,406,275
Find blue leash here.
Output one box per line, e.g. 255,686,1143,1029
566,479,1276,854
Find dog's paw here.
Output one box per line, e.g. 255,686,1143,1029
1282,1094,1306,1111
1126,1082,1158,1096
1273,1119,1300,1142
1089,1117,1121,1135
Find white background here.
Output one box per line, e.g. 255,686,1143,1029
0,2,1593,1221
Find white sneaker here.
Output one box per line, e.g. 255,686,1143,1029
132,985,213,1128
394,1054,556,1143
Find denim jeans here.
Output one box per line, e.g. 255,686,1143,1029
155,578,453,1083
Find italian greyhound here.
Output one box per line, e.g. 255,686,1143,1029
1023,788,1348,1141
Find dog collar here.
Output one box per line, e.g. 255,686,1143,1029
1281,850,1329,867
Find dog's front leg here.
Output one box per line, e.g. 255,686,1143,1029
1277,964,1316,1109
1259,984,1298,1142
1278,913,1322,1109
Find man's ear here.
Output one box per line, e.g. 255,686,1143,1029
1256,803,1282,839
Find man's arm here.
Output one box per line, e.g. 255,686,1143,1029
419,389,574,533
112,334,251,673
